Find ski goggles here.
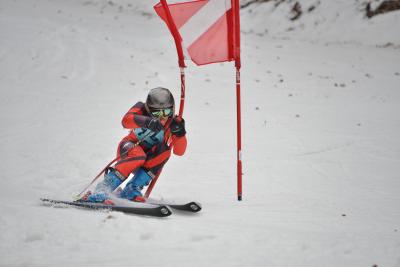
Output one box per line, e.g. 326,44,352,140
150,108,173,118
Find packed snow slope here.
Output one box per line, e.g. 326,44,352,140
1,0,399,266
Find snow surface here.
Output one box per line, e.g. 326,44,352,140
1,0,400,266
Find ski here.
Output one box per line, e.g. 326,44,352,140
40,198,172,217
145,199,202,213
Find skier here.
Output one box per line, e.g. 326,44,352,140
82,87,187,203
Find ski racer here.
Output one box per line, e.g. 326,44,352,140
82,87,187,203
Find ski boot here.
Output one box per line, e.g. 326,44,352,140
85,167,125,204
78,190,93,202
119,168,152,202
77,191,116,205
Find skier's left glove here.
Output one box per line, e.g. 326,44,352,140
145,118,163,133
170,117,186,137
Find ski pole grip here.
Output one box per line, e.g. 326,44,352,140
174,115,182,122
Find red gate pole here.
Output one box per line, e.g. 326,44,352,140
233,0,242,201
236,67,242,201
178,67,186,118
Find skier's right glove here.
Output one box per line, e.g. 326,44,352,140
145,118,163,133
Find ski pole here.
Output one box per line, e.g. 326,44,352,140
74,130,154,200
74,156,120,200
144,117,180,198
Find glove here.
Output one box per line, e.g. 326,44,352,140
170,117,186,137
145,118,163,132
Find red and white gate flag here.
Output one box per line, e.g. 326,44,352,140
154,0,240,66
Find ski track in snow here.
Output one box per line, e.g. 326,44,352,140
1,0,400,267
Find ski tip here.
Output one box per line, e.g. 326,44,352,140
188,202,202,212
